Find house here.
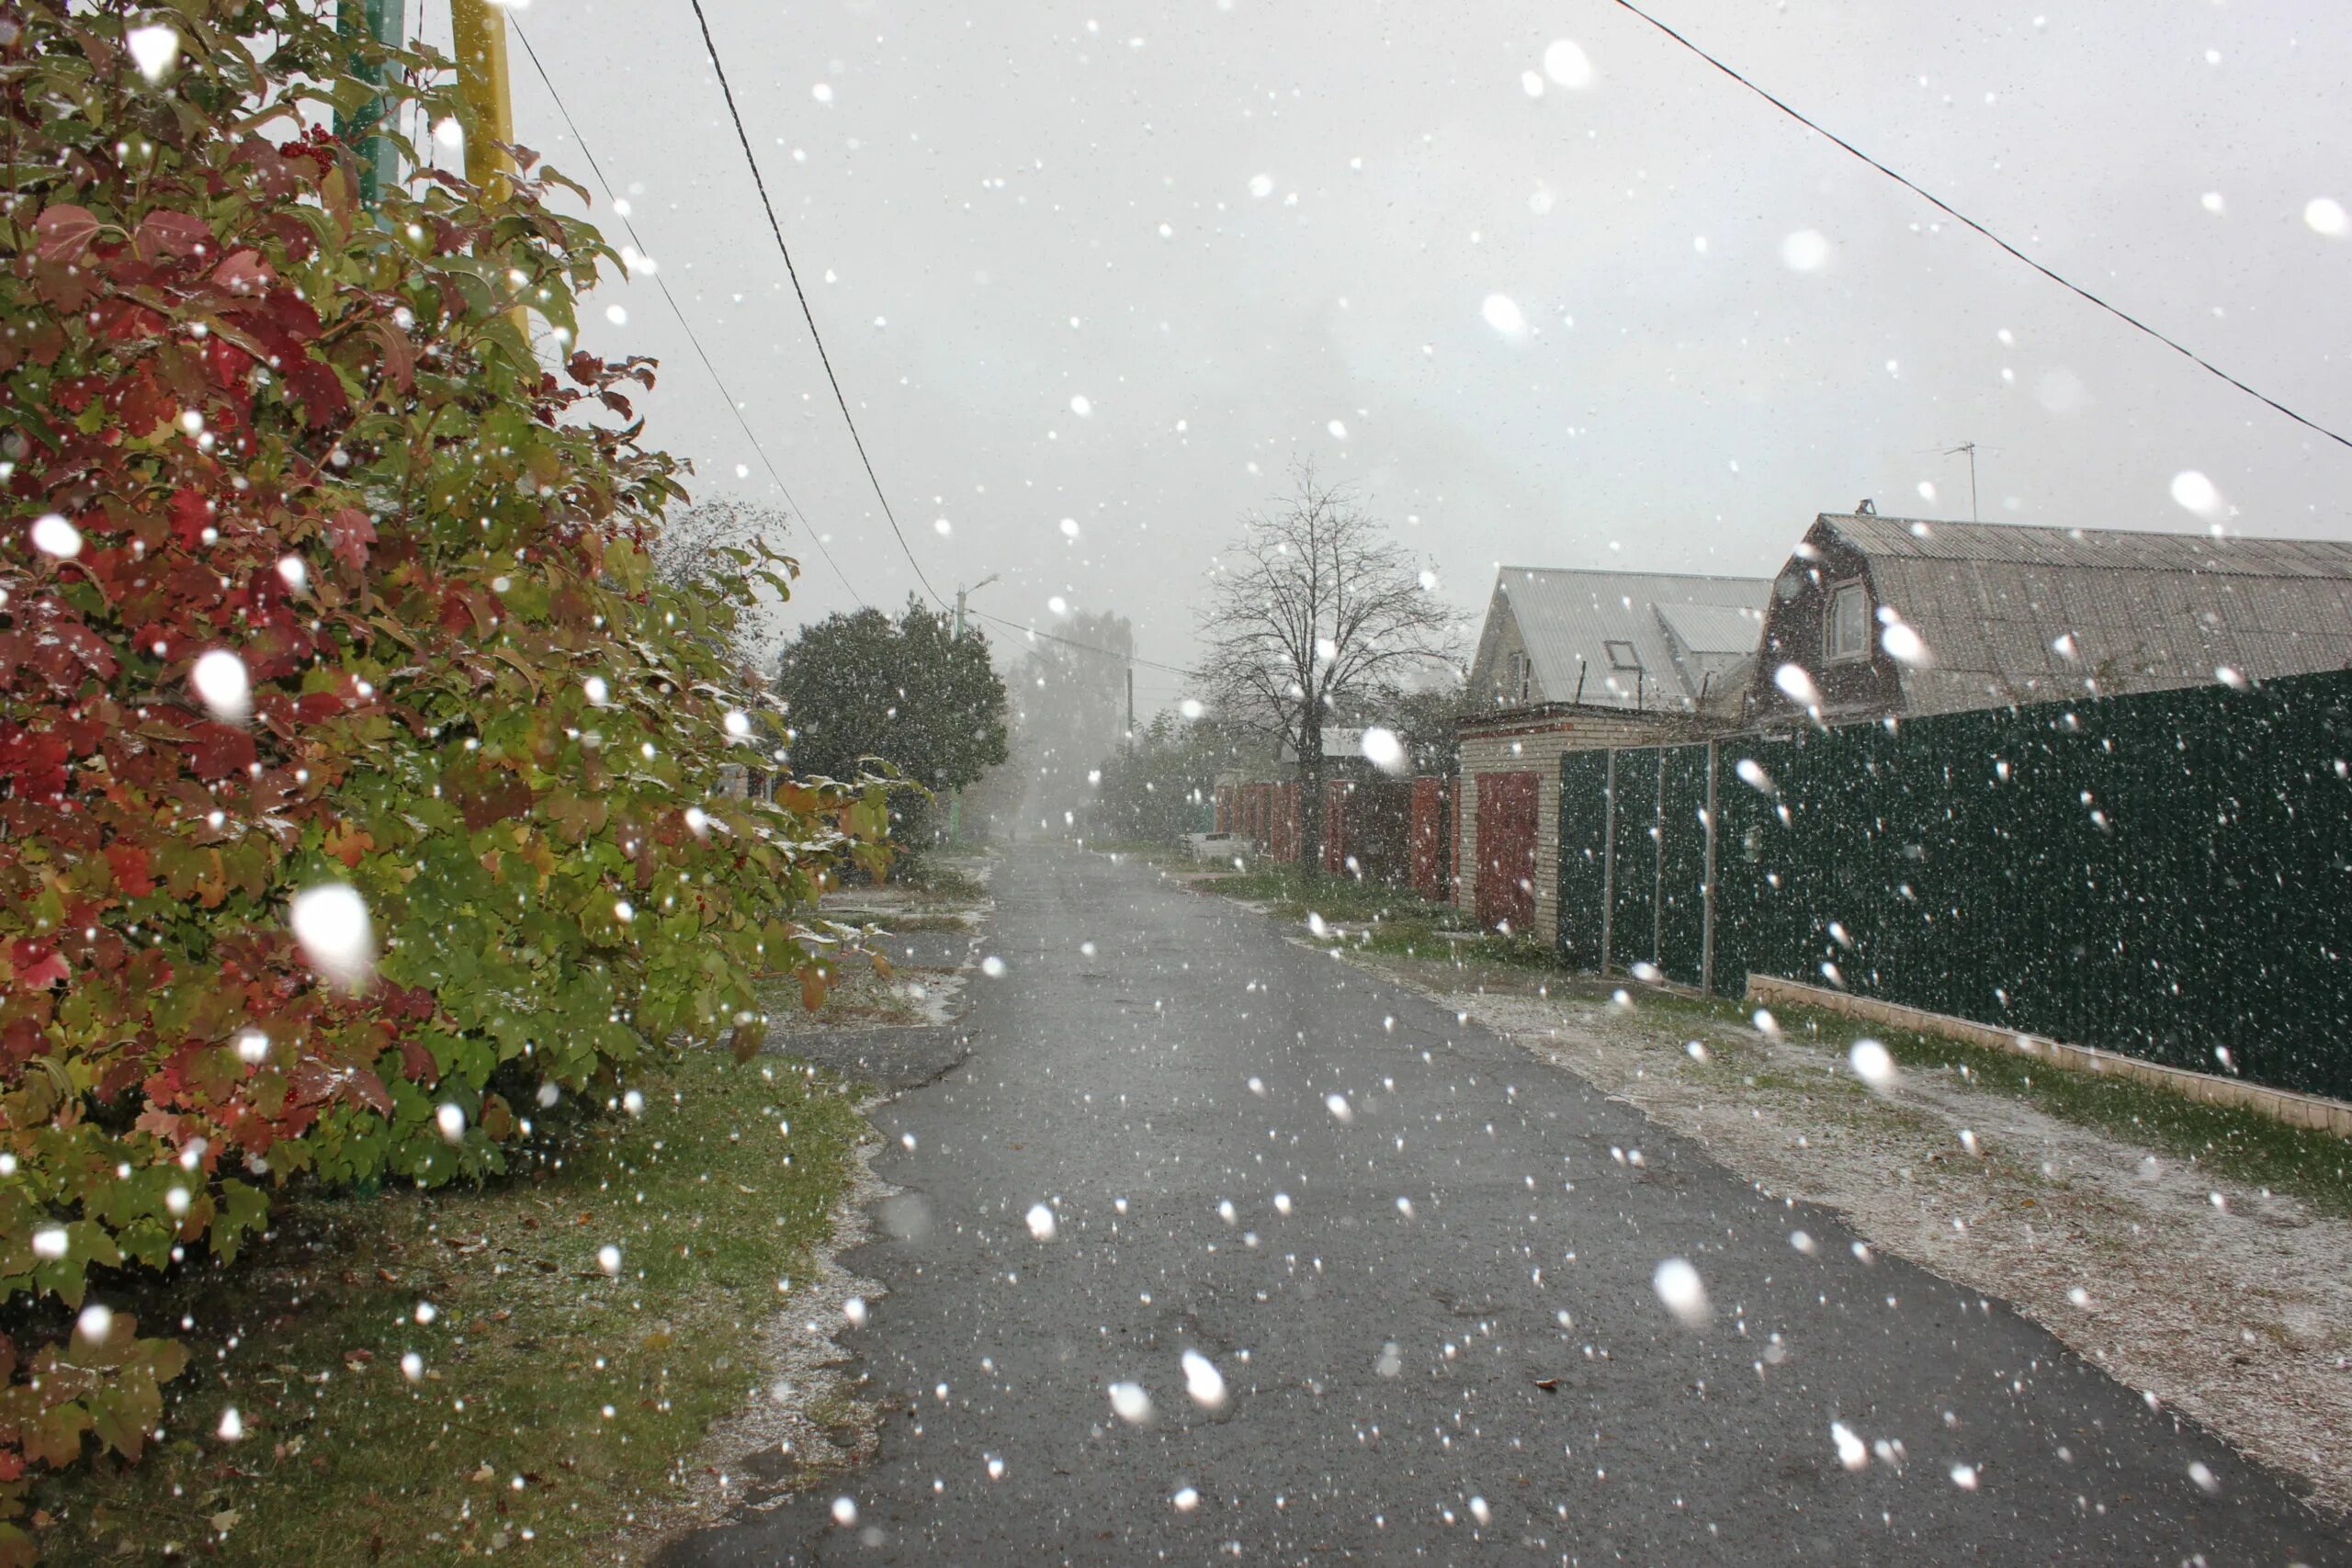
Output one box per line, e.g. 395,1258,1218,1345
1456,567,1773,941
1749,512,2352,724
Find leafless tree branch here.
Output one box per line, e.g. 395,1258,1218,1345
1194,462,1460,872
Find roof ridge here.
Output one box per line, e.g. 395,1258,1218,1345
1821,513,2352,549
1495,564,1775,583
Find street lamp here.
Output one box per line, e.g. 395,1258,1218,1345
953,573,1000,640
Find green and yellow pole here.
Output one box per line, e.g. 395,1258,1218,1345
450,0,517,200
334,0,406,207
448,0,533,348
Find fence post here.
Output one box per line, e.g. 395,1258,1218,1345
1701,739,1718,996
1600,750,1617,976
1652,750,1667,969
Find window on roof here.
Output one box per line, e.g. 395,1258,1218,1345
1825,581,1871,660
1503,651,1529,703
1603,639,1642,671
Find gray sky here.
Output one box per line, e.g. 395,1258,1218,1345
476,0,2352,705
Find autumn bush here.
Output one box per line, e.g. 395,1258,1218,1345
0,4,883,1555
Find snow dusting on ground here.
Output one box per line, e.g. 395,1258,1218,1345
1362,958,2352,1519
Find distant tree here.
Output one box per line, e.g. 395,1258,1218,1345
651,497,795,672
1358,674,1467,778
1083,713,1260,845
1005,611,1132,835
774,597,1012,845
1197,466,1458,873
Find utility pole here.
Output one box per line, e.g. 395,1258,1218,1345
952,573,998,642
334,0,406,207
449,0,517,199
946,575,998,843
1945,442,1979,522
1126,666,1136,741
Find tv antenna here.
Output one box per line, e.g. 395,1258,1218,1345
1943,442,1980,522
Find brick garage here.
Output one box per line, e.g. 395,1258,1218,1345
1456,706,1690,943
1454,565,1770,945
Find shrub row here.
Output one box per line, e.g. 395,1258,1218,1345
0,6,884,1556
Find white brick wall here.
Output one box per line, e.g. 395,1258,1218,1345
1456,709,1693,944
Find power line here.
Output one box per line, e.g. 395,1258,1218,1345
1607,0,2352,455
969,607,1201,679
506,17,865,605
684,0,948,606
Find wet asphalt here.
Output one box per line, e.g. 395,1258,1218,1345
664,843,2345,1566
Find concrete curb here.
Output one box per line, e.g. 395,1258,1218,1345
1745,973,2352,1140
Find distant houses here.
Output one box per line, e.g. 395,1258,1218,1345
1453,510,2352,944
1209,506,2352,956
1455,568,1771,940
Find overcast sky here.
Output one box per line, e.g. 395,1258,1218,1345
459,0,2351,705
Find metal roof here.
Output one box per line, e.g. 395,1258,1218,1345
1815,514,2352,714
1476,567,1772,710
1654,601,1770,656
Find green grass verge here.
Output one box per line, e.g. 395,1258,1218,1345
29,1046,865,1564
1611,987,2352,1220
872,912,977,935
1192,863,1556,970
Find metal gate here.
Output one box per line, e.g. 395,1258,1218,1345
1475,770,1539,933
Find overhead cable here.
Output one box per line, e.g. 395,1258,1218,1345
970,608,1201,680
683,0,950,604
508,18,865,604
1608,0,2352,453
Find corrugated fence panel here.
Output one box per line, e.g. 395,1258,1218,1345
1608,748,1661,975
1556,750,1610,968
1553,667,2352,1100
1656,743,1711,987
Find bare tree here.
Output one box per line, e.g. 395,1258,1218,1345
650,497,796,674
1197,465,1458,874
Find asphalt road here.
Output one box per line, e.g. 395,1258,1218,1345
666,844,2343,1565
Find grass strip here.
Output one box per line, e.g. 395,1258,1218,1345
1191,863,1556,970
1613,987,2352,1220
29,1046,865,1564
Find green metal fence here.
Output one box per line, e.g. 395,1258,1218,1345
1558,750,1609,969
1559,666,2352,1101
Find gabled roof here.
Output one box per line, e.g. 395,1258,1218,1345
1655,601,1769,656
1476,567,1772,710
1815,513,2352,714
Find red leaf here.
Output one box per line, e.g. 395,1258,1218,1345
209,248,272,297
97,300,168,343
187,723,256,781
345,1066,394,1115
135,209,214,260
33,204,103,263
167,490,214,549
283,355,346,427
11,943,69,990
115,367,174,437
202,334,254,389
367,320,415,393
328,508,374,570
105,842,154,897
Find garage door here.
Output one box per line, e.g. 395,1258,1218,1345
1475,770,1539,932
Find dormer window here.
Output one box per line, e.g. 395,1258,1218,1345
1825,580,1871,660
